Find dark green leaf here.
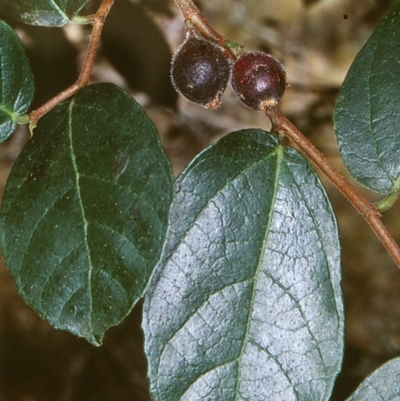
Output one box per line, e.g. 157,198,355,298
143,129,343,401
0,19,34,142
0,83,174,345
334,0,400,194
346,357,400,400
0,0,89,26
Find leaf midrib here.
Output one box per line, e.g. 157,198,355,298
232,146,291,401
153,146,281,400
67,99,94,335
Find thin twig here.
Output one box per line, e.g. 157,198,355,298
173,0,236,60
29,0,115,125
265,107,400,269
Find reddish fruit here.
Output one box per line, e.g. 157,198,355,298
231,51,287,110
171,30,231,109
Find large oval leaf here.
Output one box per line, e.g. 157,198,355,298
334,0,400,194
0,0,89,26
0,83,174,345
346,357,400,401
143,129,344,401
0,19,34,142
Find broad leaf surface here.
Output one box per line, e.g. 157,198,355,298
0,20,34,142
0,83,174,345
346,357,400,401
143,129,344,401
334,0,400,194
0,0,88,26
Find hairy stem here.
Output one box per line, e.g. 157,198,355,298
265,107,400,269
173,0,236,60
29,0,115,125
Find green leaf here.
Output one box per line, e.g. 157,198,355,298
333,0,400,195
143,129,344,401
346,357,400,400
0,19,34,142
0,83,174,345
0,0,89,26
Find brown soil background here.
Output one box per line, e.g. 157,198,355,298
1,0,400,400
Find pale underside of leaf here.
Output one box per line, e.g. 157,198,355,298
346,357,400,401
144,130,343,401
0,0,89,26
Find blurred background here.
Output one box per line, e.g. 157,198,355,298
1,0,400,400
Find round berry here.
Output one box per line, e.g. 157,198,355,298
231,51,286,110
171,30,231,109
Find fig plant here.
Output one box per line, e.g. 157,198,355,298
171,28,232,109
0,0,400,400
231,51,287,110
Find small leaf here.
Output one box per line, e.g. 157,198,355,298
0,83,174,345
143,129,344,401
0,19,34,142
346,357,400,401
0,0,89,26
334,0,400,194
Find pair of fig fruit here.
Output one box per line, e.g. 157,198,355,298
171,29,287,111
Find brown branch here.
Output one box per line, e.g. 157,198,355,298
29,0,115,124
173,0,236,60
265,107,400,269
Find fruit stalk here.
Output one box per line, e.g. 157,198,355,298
173,0,236,60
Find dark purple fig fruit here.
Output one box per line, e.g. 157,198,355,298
171,30,231,109
231,51,286,110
